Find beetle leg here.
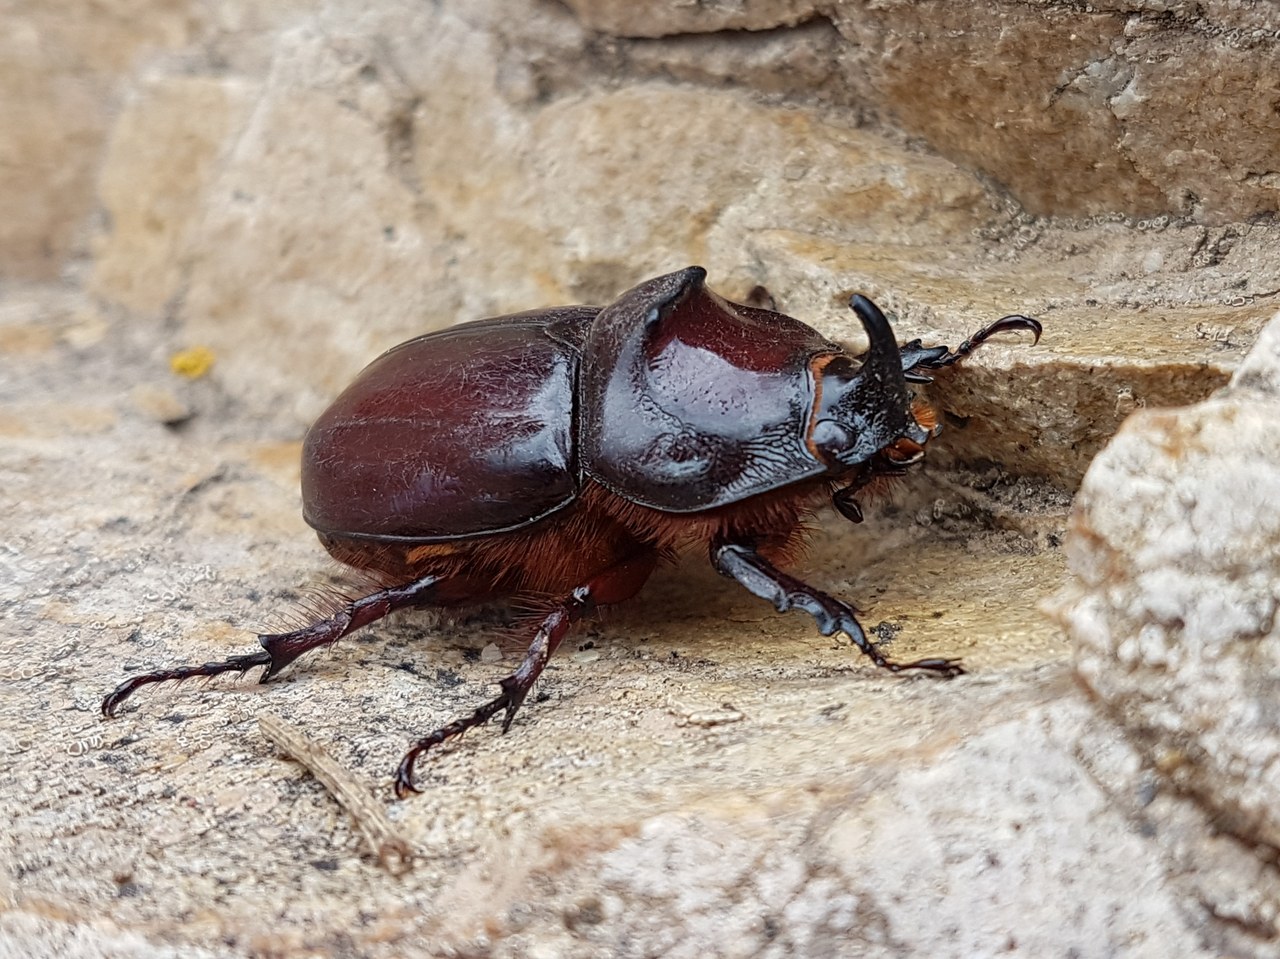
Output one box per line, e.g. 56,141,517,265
101,572,451,717
832,462,911,525
393,600,583,798
710,541,964,677
394,551,657,797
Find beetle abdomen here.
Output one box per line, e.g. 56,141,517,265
302,308,596,541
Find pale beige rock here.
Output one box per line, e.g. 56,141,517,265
6,0,1280,954
79,0,1278,466
0,912,230,959
1233,312,1280,395
565,1,1280,223
141,9,997,421
561,0,819,37
0,1,205,280
1055,311,1280,953
129,383,192,425
90,75,256,315
1114,34,1280,222
831,1,1280,221
833,4,1169,218
2,286,1084,955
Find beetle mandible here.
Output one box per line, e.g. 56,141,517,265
103,267,1040,796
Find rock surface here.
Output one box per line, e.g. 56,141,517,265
566,0,1280,221
1056,313,1280,956
3,0,1280,956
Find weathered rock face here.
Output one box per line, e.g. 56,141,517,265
4,0,1280,957
0,1,320,281
566,0,1280,222
11,0,1279,278
1056,313,1280,955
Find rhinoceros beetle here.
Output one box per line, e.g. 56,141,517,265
104,267,1039,795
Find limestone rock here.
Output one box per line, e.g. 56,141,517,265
2,291,1093,953
421,694,1210,959
7,0,1280,955
90,75,256,315
567,1,1280,223
0,1,215,280
1056,311,1280,953
561,0,818,37
79,0,1278,487
98,3,998,423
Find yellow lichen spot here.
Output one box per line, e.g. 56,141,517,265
170,345,216,379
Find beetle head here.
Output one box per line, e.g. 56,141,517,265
808,295,928,470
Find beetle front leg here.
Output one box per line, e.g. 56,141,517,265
710,541,963,677
102,572,454,717
394,551,658,797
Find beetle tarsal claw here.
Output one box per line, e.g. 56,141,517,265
497,683,528,735
712,542,969,678
393,758,423,798
393,688,512,796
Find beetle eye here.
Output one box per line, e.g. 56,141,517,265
811,419,854,459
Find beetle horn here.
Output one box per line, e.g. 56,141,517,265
848,295,907,394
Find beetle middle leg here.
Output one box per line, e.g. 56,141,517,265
102,571,465,717
394,550,658,797
710,540,963,677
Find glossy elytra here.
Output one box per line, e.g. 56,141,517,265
103,267,1040,796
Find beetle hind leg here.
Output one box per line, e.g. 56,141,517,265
394,551,658,797
711,541,964,677
102,572,451,717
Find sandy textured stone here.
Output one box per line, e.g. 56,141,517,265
6,0,1280,954
79,0,1279,474
1113,32,1280,222
0,282,1220,958
129,383,193,425
424,696,1208,959
9,0,1280,283
2,285,1087,957
566,1,1280,223
1054,312,1280,953
0,0,324,281
0,912,230,959
1233,311,1280,395
90,75,256,315
562,0,819,37
121,3,995,422
840,2,1280,221
0,1,206,279
83,0,1279,462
